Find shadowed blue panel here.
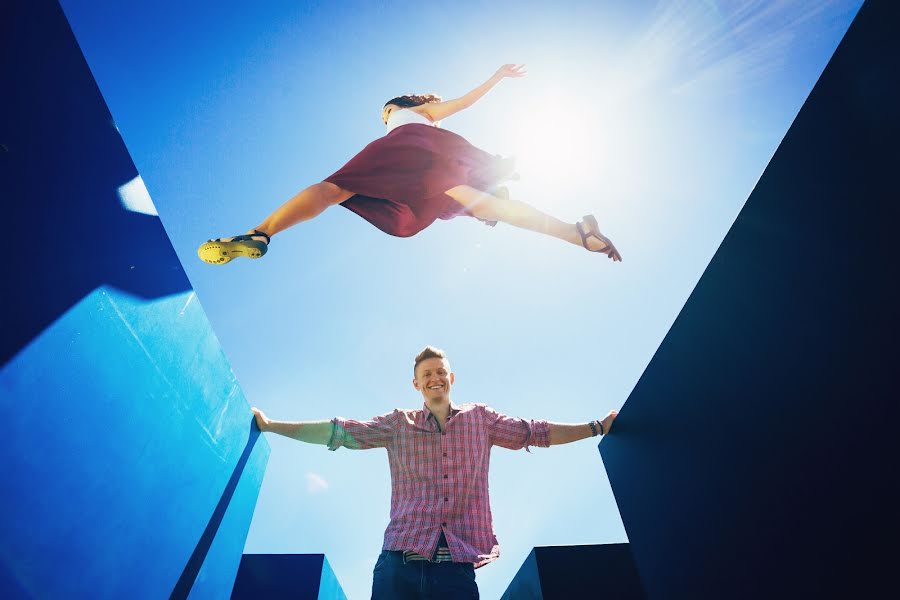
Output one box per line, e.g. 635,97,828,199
600,1,898,598
500,549,542,600
501,545,645,600
231,555,348,600
0,0,191,366
0,0,270,598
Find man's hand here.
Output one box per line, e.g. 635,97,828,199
251,407,270,432
600,410,618,435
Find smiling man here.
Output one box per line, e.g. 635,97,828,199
252,346,617,599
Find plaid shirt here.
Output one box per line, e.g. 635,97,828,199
328,402,551,567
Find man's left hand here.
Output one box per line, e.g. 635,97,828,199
601,410,618,435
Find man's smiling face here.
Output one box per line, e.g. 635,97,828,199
413,357,454,402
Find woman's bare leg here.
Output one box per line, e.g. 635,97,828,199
445,184,620,259
226,181,354,240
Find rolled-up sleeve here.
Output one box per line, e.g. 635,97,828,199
327,410,399,451
480,405,550,452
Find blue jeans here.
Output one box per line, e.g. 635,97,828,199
371,550,479,599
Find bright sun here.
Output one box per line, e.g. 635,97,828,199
506,92,611,199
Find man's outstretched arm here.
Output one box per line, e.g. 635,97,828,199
548,410,618,446
252,407,332,445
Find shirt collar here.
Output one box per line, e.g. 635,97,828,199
423,401,460,422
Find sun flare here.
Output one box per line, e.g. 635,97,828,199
502,91,619,213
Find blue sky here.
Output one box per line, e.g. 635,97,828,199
60,1,861,597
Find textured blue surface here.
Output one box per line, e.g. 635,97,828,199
1,0,270,597
188,424,269,600
1,289,269,599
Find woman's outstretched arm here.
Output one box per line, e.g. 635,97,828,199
422,64,526,121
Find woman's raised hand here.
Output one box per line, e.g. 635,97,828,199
494,64,527,79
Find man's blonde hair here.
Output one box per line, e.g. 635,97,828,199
413,346,448,376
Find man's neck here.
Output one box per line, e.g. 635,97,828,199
426,397,451,425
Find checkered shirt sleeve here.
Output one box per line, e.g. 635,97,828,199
327,410,400,450
481,404,550,452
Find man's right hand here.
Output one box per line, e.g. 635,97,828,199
251,407,270,432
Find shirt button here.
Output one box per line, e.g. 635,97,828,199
442,522,447,526
443,474,448,479
444,497,448,501
443,453,447,457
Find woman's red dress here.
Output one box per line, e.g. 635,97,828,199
324,124,516,237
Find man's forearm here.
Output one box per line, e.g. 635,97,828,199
548,422,600,446
263,419,333,445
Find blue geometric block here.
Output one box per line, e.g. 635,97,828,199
231,555,348,600
599,1,898,598
1,289,269,599
0,1,269,598
501,544,645,600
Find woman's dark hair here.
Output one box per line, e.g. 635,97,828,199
384,93,442,109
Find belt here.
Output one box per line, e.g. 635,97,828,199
402,547,453,563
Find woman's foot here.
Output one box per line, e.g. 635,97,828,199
576,216,622,261
197,229,270,265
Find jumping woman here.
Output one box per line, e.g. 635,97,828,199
198,64,622,265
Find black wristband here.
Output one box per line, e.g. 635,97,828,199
598,419,605,436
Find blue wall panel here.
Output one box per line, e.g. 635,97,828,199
190,418,269,599
599,1,898,598
0,0,269,597
1,289,268,599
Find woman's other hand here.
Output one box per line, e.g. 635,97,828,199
494,64,527,79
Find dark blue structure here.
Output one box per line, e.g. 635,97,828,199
0,1,269,598
599,1,898,598
231,554,347,599
501,544,645,600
